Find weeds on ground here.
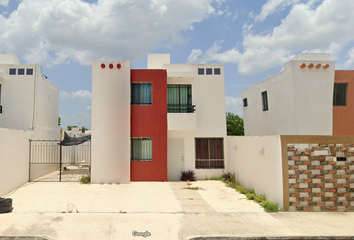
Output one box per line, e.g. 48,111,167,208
80,175,91,184
212,174,280,212
183,187,203,190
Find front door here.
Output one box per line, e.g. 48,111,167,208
167,138,184,180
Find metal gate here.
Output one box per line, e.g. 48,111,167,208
29,139,91,182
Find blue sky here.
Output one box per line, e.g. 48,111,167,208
1,0,354,130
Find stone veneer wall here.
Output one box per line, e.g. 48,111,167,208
287,143,354,211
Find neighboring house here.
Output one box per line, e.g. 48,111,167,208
243,53,336,136
91,54,227,184
0,53,59,134
333,70,354,135
0,53,59,196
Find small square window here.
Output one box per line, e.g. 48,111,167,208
198,68,204,75
26,69,33,75
206,68,212,75
337,157,347,161
9,68,16,75
214,68,221,75
243,98,248,107
18,69,25,75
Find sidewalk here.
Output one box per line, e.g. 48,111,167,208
0,181,354,240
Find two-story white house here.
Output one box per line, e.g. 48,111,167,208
0,53,59,196
91,54,227,184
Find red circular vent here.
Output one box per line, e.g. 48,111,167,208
109,64,113,69
117,63,121,69
101,63,105,69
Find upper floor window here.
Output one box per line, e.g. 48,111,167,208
18,69,25,75
167,85,194,113
214,68,221,75
198,68,204,75
9,68,16,75
206,68,212,75
333,83,348,106
26,69,33,75
261,91,268,111
243,98,248,107
131,138,152,161
131,83,152,105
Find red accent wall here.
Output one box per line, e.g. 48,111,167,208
333,70,354,135
130,69,167,181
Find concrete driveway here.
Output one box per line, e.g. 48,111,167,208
1,181,354,240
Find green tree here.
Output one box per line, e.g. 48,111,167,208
226,112,244,136
80,126,88,133
58,117,61,126
67,125,72,131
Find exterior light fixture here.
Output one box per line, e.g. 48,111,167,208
109,64,114,69
259,148,265,155
315,63,321,69
101,63,106,69
233,144,238,150
117,63,121,69
323,64,329,69
308,63,314,69
300,63,306,68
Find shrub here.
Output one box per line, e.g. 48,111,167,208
262,200,279,212
246,193,256,200
236,185,247,194
80,175,91,184
180,170,196,181
222,172,232,180
255,194,267,203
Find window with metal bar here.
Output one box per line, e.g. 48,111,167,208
333,83,348,106
167,85,195,113
131,138,152,161
131,83,152,105
195,138,224,169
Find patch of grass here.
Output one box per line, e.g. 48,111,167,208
183,187,203,190
80,175,91,184
212,176,280,212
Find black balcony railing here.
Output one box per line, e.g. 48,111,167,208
167,104,196,113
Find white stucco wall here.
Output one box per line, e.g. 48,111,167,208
164,62,228,179
147,54,170,69
0,63,59,133
227,135,284,208
243,53,335,136
91,60,131,184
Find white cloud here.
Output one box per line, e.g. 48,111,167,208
255,0,299,22
339,47,354,69
60,90,92,101
189,0,354,75
0,0,9,6
225,96,243,116
0,0,215,66
188,41,241,64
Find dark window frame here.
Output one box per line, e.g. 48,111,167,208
243,98,248,107
198,68,204,75
18,68,25,75
333,83,348,106
261,91,268,111
195,138,224,169
167,84,195,113
9,68,16,75
26,69,33,75
206,68,212,75
131,82,152,105
131,138,153,162
214,68,221,75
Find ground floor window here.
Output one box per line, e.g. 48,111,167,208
131,138,152,161
195,138,224,169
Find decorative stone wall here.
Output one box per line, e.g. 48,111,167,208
287,143,354,211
